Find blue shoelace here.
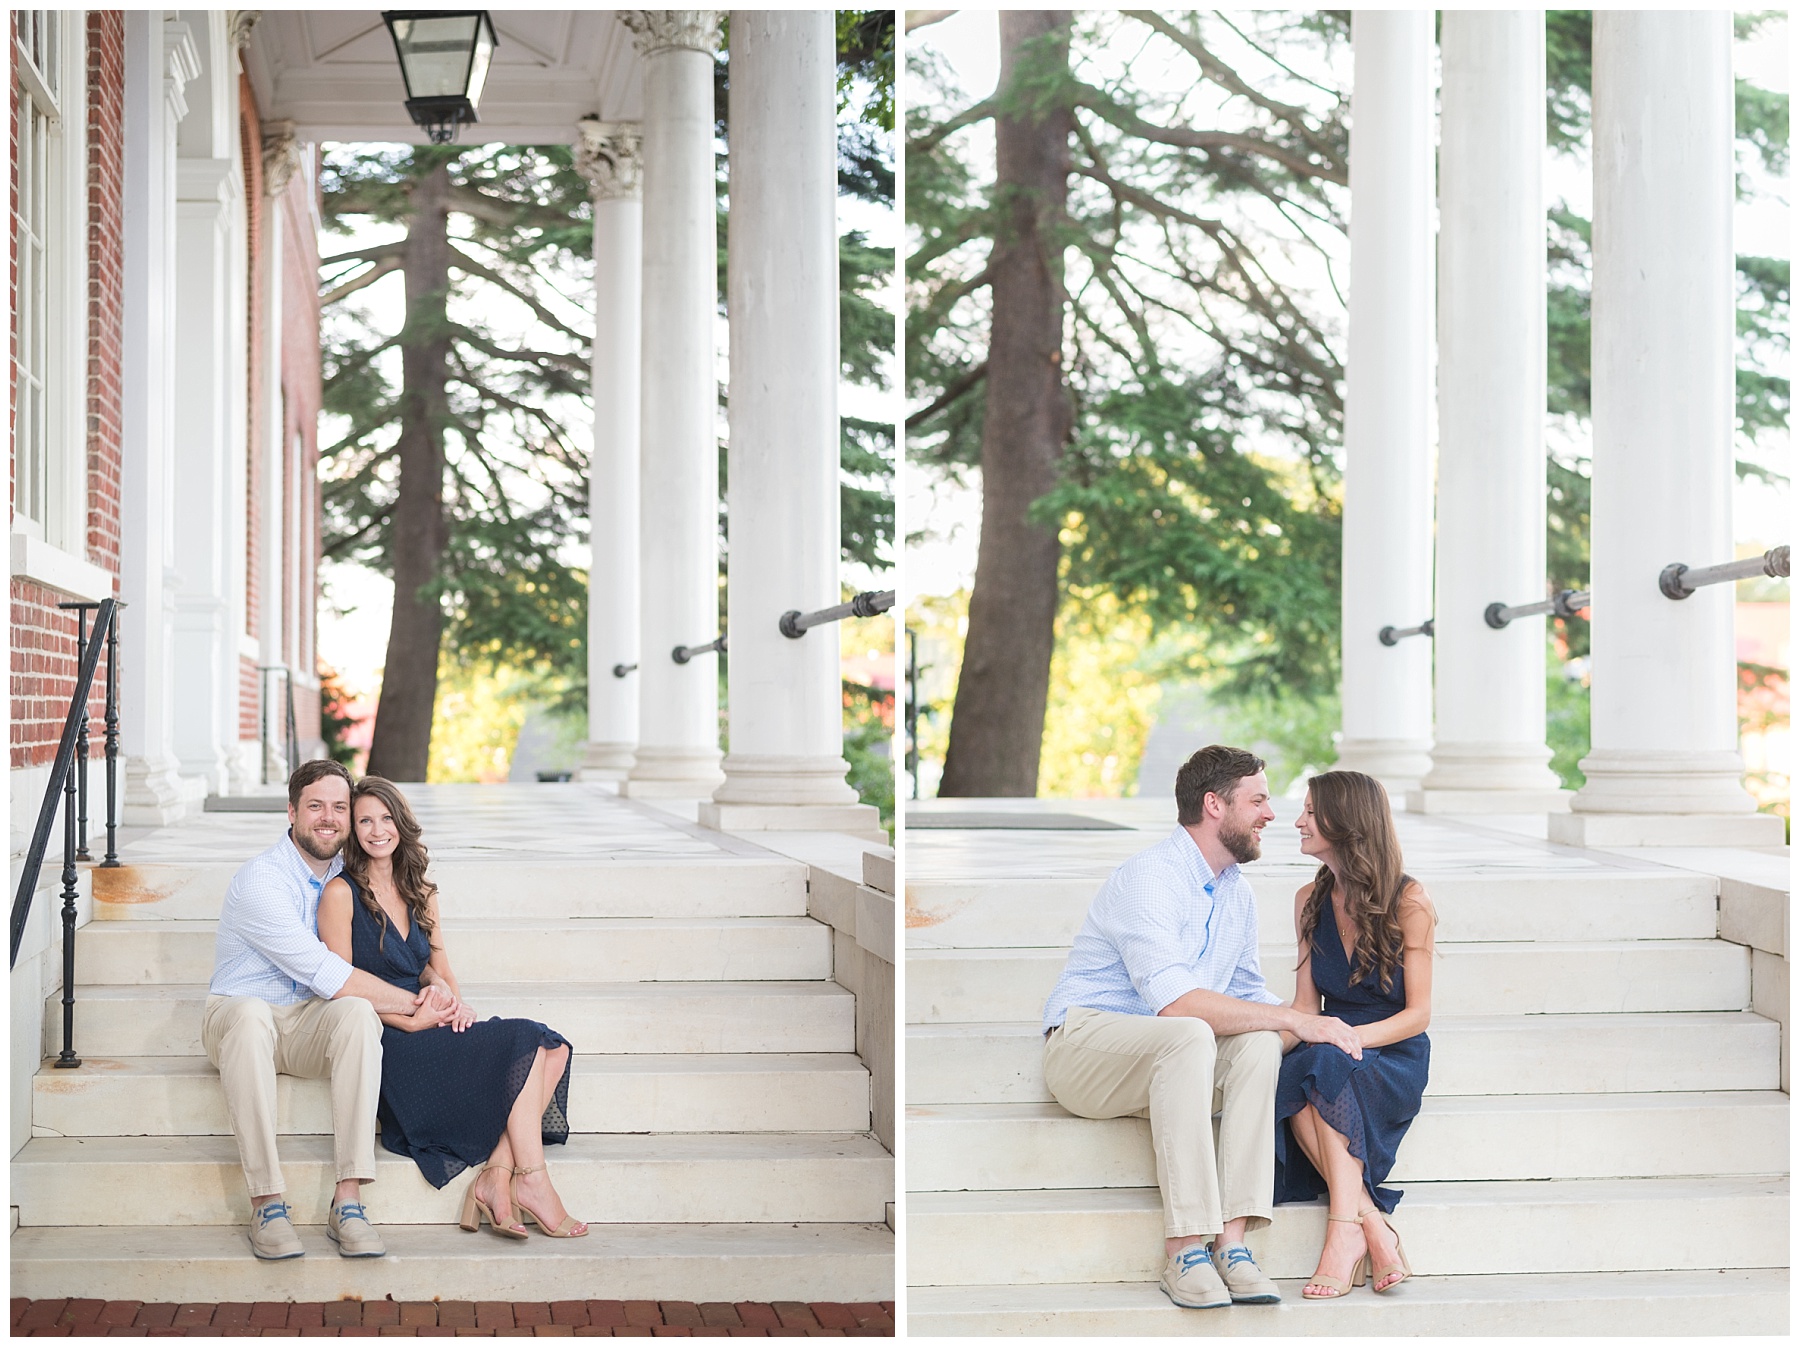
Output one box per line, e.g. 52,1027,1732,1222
255,1201,292,1228
1177,1245,1213,1272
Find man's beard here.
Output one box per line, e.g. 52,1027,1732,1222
1218,819,1261,864
294,827,343,862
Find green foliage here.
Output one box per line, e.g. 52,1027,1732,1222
843,681,895,837
1222,684,1341,796
318,667,362,768
908,12,1351,701
1546,660,1591,790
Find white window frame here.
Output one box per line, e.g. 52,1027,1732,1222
12,11,89,566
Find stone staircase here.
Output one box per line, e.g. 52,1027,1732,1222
10,785,893,1303
904,798,1788,1334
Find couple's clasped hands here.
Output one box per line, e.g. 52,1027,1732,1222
1293,1011,1363,1060
402,977,476,1033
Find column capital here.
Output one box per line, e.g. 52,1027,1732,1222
261,121,302,199
621,10,721,58
575,119,645,201
228,10,261,51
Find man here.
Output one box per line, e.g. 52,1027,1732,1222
203,759,448,1260
1040,744,1362,1309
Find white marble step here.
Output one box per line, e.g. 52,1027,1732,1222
907,941,1752,1024
13,1131,893,1227
53,981,856,1057
31,1053,870,1138
906,868,1719,950
906,1013,1784,1105
90,856,810,921
9,1220,894,1303
906,1176,1788,1286
905,1093,1790,1191
75,917,832,986
906,1269,1788,1336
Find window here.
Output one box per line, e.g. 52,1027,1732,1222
12,11,83,550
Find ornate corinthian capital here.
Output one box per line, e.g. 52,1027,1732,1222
228,10,261,51
262,120,303,199
576,119,645,201
621,10,721,58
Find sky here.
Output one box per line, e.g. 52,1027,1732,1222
905,9,1794,601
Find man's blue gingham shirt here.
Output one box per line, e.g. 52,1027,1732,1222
1042,826,1283,1032
209,833,355,1005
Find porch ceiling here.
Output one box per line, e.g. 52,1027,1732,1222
243,10,644,145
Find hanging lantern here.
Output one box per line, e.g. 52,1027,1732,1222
381,10,497,144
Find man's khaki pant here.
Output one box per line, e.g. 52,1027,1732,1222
201,994,383,1198
1044,1005,1281,1239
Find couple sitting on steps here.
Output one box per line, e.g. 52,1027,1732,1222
204,758,587,1261
1042,744,1436,1306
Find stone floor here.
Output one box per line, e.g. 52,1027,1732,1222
9,1298,895,1336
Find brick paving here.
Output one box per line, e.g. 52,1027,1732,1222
9,1301,896,1337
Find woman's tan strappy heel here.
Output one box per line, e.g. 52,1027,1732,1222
1301,1213,1369,1300
1361,1207,1412,1292
511,1165,588,1238
459,1164,527,1239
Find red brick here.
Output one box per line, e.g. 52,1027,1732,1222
877,1307,891,1319
134,1307,179,1330
583,1305,625,1330
324,1304,365,1328
840,1307,880,1328
29,1327,73,1336
261,1331,301,1338
14,1298,30,1328
454,1332,496,1338
842,1324,892,1337
400,1305,438,1328
291,1306,327,1329
532,1331,574,1338
695,1307,738,1330
622,1303,660,1328
658,1305,701,1329
415,1331,457,1338
298,1332,342,1339
363,1303,401,1328
105,1329,149,1337
60,1299,107,1327
770,1307,817,1331
803,1332,845,1338
175,1304,216,1328
548,1303,587,1328
436,1306,477,1329
649,1333,691,1339
804,1308,854,1332
475,1304,514,1331
215,1304,256,1330
512,1305,551,1328
19,1303,69,1331
732,1307,779,1331
251,1304,292,1330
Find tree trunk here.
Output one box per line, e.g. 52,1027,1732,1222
366,162,453,781
939,11,1074,797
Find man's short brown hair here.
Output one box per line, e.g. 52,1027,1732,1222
1175,745,1266,825
288,758,353,810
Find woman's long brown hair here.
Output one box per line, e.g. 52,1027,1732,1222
341,776,438,953
1297,770,1419,994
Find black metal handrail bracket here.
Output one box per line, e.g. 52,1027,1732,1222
671,634,727,664
1378,618,1434,646
256,664,303,780
1660,543,1789,600
13,596,121,1073
779,589,896,639
1484,588,1591,630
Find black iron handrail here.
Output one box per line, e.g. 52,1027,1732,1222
257,664,301,783
779,589,895,639
1378,618,1434,645
1661,544,1788,599
612,662,639,678
1485,588,1591,630
11,597,121,1074
905,628,921,800
672,634,727,664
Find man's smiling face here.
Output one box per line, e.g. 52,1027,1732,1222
1214,771,1275,864
289,775,351,862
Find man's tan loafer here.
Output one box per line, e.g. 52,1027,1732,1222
1210,1241,1282,1303
248,1199,305,1260
1160,1243,1231,1308
327,1200,386,1258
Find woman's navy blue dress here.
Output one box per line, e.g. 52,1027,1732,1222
1274,890,1429,1215
345,878,571,1189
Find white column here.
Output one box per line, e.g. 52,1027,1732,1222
575,119,644,784
1413,11,1566,815
1551,12,1778,847
619,11,726,799
1335,11,1435,797
119,13,204,825
699,11,877,837
167,15,242,794
259,125,299,782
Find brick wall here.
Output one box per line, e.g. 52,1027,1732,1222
10,13,125,772
277,153,324,743
239,72,265,742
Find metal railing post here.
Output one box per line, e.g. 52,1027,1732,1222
101,606,122,868
57,603,94,861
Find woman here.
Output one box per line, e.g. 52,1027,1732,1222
1274,770,1434,1299
319,776,587,1239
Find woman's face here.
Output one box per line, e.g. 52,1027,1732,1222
353,795,399,861
1295,792,1336,864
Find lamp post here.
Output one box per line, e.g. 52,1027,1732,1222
381,10,497,144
